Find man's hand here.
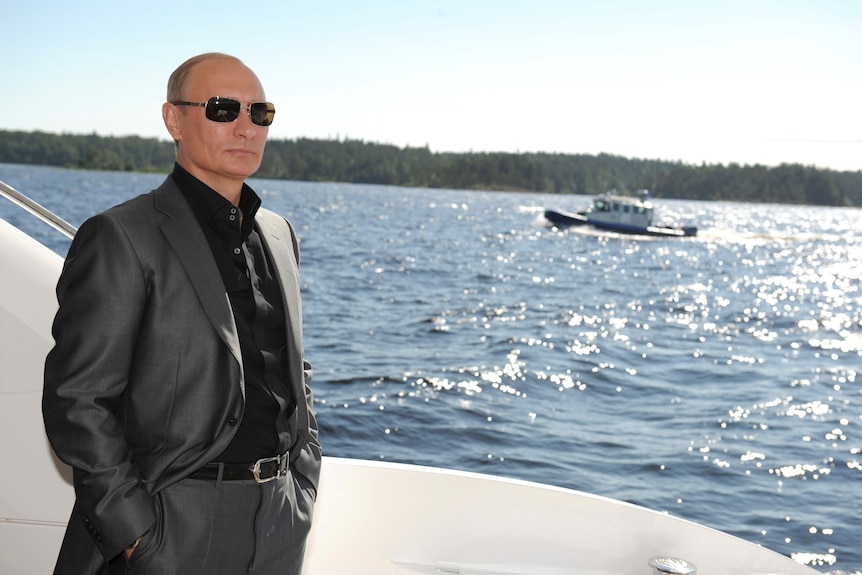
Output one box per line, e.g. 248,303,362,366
124,536,143,560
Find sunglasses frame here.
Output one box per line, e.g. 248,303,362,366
172,97,275,127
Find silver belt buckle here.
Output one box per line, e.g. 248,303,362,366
251,455,282,484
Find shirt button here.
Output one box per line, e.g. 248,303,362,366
234,247,241,255
227,416,238,426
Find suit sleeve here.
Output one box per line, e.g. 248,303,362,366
294,356,321,495
43,213,156,560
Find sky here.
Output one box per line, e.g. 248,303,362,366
4,0,861,171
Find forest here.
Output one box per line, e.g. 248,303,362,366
1,129,860,207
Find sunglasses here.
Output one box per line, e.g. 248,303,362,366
172,97,276,127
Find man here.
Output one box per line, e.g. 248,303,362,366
43,53,321,575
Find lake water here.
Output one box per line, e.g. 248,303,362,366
2,163,860,573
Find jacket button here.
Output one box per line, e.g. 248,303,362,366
227,416,238,426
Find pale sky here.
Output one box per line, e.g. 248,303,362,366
5,1,861,171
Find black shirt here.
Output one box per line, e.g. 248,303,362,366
172,164,294,463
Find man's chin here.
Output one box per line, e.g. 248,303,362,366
224,157,263,178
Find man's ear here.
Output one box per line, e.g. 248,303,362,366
162,102,182,142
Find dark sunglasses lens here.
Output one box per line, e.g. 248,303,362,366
250,102,275,126
206,98,241,122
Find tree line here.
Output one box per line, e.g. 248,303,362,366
1,129,860,207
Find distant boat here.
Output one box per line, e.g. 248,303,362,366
545,190,697,237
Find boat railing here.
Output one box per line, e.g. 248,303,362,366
0,178,77,239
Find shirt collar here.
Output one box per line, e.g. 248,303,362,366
171,163,262,228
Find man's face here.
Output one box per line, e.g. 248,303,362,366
165,58,269,195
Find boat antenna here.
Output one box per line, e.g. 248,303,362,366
0,178,76,239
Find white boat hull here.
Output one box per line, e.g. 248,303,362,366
306,457,815,575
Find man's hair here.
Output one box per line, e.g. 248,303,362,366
166,52,242,102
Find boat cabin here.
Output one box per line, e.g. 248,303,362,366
588,190,654,228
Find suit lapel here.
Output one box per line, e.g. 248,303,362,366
255,209,302,350
255,209,310,446
153,180,244,375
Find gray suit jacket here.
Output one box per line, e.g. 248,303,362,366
43,176,321,573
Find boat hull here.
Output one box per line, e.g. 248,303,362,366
544,209,697,237
305,458,815,575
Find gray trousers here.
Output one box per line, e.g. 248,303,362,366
115,467,315,575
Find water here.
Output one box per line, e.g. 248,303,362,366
2,163,860,573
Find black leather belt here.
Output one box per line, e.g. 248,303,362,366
189,453,289,483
